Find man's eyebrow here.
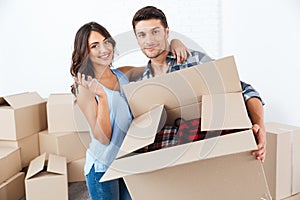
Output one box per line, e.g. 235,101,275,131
136,26,161,33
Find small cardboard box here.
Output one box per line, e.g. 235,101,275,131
0,133,39,168
47,93,89,133
0,92,47,140
39,130,90,162
0,146,21,184
101,56,271,200
0,172,25,200
67,157,86,182
263,122,300,200
25,153,68,200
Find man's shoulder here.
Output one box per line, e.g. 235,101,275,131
187,49,213,64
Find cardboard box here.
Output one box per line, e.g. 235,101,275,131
0,172,25,200
0,133,39,168
67,157,86,182
0,147,21,184
25,153,68,200
282,193,300,200
264,122,300,200
39,130,90,162
0,92,47,140
101,56,271,199
47,93,89,133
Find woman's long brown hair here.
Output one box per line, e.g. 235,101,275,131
70,22,116,95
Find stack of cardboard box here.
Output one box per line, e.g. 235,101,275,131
41,93,90,183
0,92,47,200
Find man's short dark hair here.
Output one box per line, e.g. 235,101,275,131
132,6,168,30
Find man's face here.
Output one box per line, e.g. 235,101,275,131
134,19,169,59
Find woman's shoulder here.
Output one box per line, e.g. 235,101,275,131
117,66,145,81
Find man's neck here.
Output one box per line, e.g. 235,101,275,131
150,48,170,76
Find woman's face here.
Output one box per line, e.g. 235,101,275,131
88,31,114,68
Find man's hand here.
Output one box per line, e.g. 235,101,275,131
170,39,191,64
251,124,266,162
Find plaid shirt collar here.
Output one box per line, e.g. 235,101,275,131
139,51,180,80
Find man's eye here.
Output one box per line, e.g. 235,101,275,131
104,40,110,45
153,30,159,34
138,33,145,38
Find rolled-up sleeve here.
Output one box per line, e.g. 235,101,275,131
241,81,265,105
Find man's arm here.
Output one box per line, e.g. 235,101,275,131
241,81,266,162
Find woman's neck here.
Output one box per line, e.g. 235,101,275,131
94,65,112,80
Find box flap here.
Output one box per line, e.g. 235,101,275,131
47,93,75,105
116,105,165,158
1,92,44,109
25,153,46,180
201,93,252,130
47,154,67,175
123,56,242,119
101,130,257,182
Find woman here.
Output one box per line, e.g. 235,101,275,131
70,22,188,200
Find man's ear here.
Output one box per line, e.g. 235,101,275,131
165,27,170,38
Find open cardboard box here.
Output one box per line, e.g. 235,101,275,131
101,56,271,199
0,92,47,140
25,153,68,200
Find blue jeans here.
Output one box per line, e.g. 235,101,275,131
86,165,132,200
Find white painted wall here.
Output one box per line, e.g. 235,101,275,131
1,0,299,126
222,0,300,126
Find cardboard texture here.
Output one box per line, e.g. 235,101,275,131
39,130,90,162
67,157,86,182
101,56,271,199
47,93,89,133
0,172,25,200
282,193,300,200
0,133,39,167
0,92,47,140
263,122,300,200
25,153,68,200
0,147,21,184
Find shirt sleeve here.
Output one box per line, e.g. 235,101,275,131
241,81,265,105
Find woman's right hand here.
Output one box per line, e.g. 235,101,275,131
76,73,106,99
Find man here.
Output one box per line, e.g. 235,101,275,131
132,6,266,162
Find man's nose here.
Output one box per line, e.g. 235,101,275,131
145,34,155,45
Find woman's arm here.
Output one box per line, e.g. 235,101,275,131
118,66,145,81
75,74,112,144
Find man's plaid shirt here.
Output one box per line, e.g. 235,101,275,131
137,50,264,103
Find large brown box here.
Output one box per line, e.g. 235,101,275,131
0,133,39,167
39,130,90,163
0,92,47,140
46,93,89,133
0,172,25,200
0,146,21,184
67,157,86,182
25,153,68,200
264,122,300,200
101,56,271,199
